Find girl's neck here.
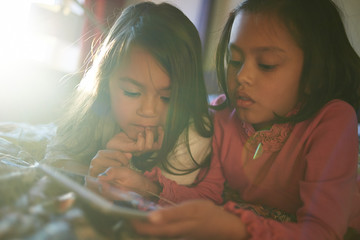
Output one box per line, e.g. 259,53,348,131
252,123,272,132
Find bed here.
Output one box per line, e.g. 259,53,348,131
0,122,162,239
0,121,359,239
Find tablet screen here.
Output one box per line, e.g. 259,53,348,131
39,164,160,220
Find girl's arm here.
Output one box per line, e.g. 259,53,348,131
225,101,359,240
135,101,359,240
132,199,249,240
98,136,225,205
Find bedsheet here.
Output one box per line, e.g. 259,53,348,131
0,122,359,239
0,122,162,240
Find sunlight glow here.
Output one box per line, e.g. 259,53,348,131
0,0,31,67
0,0,83,123
0,0,81,72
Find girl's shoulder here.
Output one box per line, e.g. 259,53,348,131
317,99,356,120
299,99,358,135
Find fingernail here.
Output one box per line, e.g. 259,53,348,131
148,212,162,223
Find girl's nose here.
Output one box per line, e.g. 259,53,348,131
235,62,253,86
137,96,157,117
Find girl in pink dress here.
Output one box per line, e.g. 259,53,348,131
131,0,360,239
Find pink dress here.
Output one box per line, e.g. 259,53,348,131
146,95,360,240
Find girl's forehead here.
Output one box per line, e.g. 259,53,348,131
119,44,164,70
229,12,299,53
111,45,171,90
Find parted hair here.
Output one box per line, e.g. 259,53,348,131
52,2,212,172
216,0,360,123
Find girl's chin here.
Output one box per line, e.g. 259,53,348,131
235,114,273,131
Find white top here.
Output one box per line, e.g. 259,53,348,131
160,121,212,185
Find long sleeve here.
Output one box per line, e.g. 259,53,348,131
223,100,360,240
147,98,360,239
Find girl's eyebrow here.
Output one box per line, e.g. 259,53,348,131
253,47,286,55
159,85,172,91
229,43,285,54
118,77,171,91
119,77,144,89
229,43,243,53
155,83,172,93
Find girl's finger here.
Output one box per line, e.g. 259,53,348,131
97,150,132,165
111,151,132,166
135,131,145,151
97,166,124,180
89,159,121,177
154,126,164,149
149,204,195,223
89,150,132,176
106,132,132,150
107,132,142,153
144,127,155,150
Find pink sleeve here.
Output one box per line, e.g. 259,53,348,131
224,201,300,240
225,102,359,240
295,102,359,238
144,131,225,206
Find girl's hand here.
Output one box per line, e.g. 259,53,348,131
132,200,249,240
106,127,164,154
98,166,161,197
89,127,164,177
89,150,132,177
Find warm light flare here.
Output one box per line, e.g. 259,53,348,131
0,0,31,66
0,0,82,123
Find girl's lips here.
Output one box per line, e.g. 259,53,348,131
234,94,255,108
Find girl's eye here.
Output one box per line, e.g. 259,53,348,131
160,96,170,103
123,90,140,97
259,64,277,71
228,60,243,68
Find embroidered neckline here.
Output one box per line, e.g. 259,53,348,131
240,120,293,153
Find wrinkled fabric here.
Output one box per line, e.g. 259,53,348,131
147,95,360,240
0,122,56,168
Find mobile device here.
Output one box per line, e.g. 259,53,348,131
38,164,156,220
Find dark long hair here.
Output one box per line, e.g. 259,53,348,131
216,0,360,123
53,2,212,172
